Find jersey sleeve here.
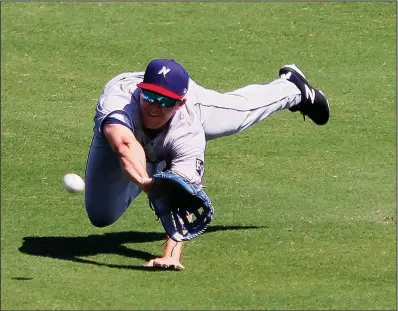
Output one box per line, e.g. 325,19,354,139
102,114,134,132
95,93,134,135
94,77,139,136
168,130,206,184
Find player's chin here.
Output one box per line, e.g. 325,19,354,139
142,116,166,129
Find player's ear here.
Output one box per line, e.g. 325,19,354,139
175,98,186,110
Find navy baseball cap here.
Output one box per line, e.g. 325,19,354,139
137,59,189,100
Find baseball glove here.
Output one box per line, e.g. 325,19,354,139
148,170,214,242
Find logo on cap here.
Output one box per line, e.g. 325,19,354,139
158,66,171,78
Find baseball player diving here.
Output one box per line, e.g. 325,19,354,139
85,58,330,270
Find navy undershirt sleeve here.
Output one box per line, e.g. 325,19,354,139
101,117,133,135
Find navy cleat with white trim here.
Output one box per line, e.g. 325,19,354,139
279,64,330,125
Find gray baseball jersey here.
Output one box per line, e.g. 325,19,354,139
94,72,206,183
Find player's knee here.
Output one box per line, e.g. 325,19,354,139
84,185,133,228
87,212,118,228
85,201,121,228
88,216,112,227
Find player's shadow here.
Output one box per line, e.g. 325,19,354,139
19,225,266,271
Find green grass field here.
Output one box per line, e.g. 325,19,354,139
1,2,396,310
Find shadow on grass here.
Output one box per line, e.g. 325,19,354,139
18,225,266,271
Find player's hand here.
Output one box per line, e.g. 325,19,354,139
144,257,185,270
141,177,154,194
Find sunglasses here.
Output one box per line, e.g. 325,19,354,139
141,90,182,108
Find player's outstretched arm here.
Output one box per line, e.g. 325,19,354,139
103,123,153,193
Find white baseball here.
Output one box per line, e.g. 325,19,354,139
62,173,85,193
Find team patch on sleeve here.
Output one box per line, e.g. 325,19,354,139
196,159,204,177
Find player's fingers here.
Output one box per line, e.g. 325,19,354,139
145,258,184,270
143,259,155,267
169,262,185,270
142,178,154,194
152,258,168,269
156,264,169,269
157,262,168,268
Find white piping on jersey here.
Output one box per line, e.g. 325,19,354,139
194,95,295,112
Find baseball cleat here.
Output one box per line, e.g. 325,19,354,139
279,64,330,125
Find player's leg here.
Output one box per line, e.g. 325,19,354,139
84,133,142,227
84,71,150,227
190,78,300,140
190,65,329,140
